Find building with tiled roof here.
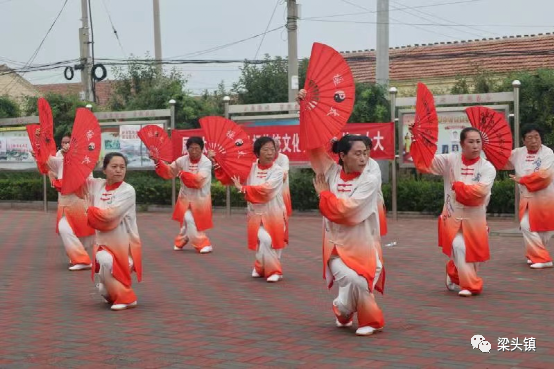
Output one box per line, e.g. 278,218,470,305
342,32,554,96
0,65,40,103
35,80,115,107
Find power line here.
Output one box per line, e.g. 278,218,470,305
101,0,126,58
253,0,281,60
339,0,458,40
301,19,554,28
4,46,554,77
390,0,500,38
340,0,367,11
304,0,483,20
168,25,285,59
2,0,70,94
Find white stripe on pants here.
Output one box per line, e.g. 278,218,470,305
96,250,134,301
58,216,92,264
175,210,210,251
255,225,282,277
521,211,553,263
451,232,483,292
331,250,382,316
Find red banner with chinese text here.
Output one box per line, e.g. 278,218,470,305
171,122,395,164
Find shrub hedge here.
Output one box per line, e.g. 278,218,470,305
0,169,515,214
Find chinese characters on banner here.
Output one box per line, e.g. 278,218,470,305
171,123,395,164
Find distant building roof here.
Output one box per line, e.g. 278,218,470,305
34,80,115,106
0,64,40,102
342,32,554,83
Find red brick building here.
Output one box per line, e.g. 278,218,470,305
341,32,554,95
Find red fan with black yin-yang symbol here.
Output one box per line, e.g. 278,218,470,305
299,42,355,151
199,116,256,182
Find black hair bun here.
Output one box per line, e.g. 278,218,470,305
331,137,340,154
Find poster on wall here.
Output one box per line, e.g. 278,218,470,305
398,105,510,168
0,124,167,171
0,129,36,170
119,125,142,168
118,124,163,168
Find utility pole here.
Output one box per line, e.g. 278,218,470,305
376,0,390,87
153,0,163,73
79,0,93,102
287,0,299,103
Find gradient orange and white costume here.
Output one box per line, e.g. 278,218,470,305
86,180,142,306
47,152,94,266
155,154,213,252
366,158,388,237
275,152,292,245
309,147,385,330
275,153,292,217
505,145,554,264
414,152,496,294
215,161,286,278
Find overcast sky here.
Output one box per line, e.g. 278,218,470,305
1,0,553,94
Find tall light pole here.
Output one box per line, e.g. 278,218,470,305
376,0,390,87
512,80,521,223
153,0,163,73
287,0,299,102
223,96,232,217
79,0,93,101
169,99,176,209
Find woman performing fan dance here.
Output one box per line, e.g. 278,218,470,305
504,124,554,269
309,133,385,336
45,135,95,271
86,153,143,311
151,136,214,254
298,42,384,334
29,98,95,271
211,136,286,283
410,85,506,297
411,125,496,297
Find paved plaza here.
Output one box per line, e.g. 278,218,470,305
0,209,553,368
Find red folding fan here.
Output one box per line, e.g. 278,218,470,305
61,108,101,195
199,116,256,182
299,42,355,150
36,98,57,164
465,106,513,169
26,124,49,174
411,82,439,172
137,125,173,163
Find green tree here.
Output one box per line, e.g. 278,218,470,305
0,96,20,118
109,55,190,125
23,93,90,145
232,55,308,104
450,69,498,95
497,69,554,146
349,83,390,123
450,76,470,95
108,56,228,129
